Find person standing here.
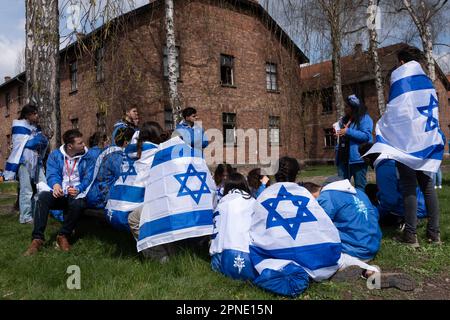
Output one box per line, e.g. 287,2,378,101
335,95,373,191
175,107,208,155
4,104,48,224
111,105,139,145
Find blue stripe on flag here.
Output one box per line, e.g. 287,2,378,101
12,126,32,135
109,184,145,203
138,209,213,240
5,162,19,172
250,242,341,271
389,74,434,102
151,144,202,168
376,135,444,160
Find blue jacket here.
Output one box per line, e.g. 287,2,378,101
375,158,427,219
250,184,267,199
86,149,123,209
46,146,93,194
21,131,48,165
317,180,382,260
111,120,137,146
175,120,208,150
338,114,373,165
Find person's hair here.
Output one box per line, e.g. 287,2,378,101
114,127,135,147
88,132,107,148
18,103,38,120
214,164,234,186
136,121,164,159
365,183,379,206
182,107,197,119
344,95,368,128
224,172,251,196
301,182,321,194
275,157,300,183
247,168,271,190
358,142,380,167
397,46,423,64
63,129,83,145
122,105,138,115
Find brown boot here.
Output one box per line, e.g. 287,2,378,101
23,239,44,256
55,235,71,252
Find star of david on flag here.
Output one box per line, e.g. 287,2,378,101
120,156,137,182
261,185,317,239
417,94,439,132
174,164,211,204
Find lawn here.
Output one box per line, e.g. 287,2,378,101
0,166,449,300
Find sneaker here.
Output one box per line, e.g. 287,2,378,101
55,235,71,252
426,231,443,245
331,266,362,282
438,185,442,189
23,239,44,256
393,231,420,249
379,273,416,291
434,186,437,189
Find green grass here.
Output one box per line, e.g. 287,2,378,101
0,181,18,194
0,169,449,300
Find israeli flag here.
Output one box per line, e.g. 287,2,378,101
105,142,158,230
250,182,341,281
137,137,216,252
4,120,35,180
209,190,258,281
365,61,445,173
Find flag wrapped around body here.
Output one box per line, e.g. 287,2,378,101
137,137,216,252
250,183,341,283
364,61,446,173
4,120,36,180
209,190,258,281
105,142,158,231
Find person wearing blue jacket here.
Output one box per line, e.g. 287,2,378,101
111,106,139,145
304,177,382,261
85,127,135,209
335,95,373,190
175,107,208,156
24,129,92,256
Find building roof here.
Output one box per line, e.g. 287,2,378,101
300,43,450,92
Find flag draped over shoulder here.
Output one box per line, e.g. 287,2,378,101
4,120,35,180
105,142,158,231
365,61,445,173
250,183,341,283
137,137,216,252
209,190,258,281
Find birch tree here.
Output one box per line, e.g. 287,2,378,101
25,0,61,148
165,0,182,126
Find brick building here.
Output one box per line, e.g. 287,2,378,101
300,43,450,163
0,0,308,171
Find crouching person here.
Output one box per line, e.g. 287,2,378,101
209,172,258,281
24,129,91,255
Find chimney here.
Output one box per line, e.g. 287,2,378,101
354,43,363,56
4,76,11,82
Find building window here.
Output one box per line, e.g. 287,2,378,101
17,86,23,106
163,46,180,79
69,61,78,92
324,128,336,148
96,112,106,133
5,92,11,116
269,116,280,145
351,83,365,104
164,107,174,131
220,54,234,86
95,47,105,82
222,112,236,145
266,63,278,91
71,118,79,129
321,88,333,114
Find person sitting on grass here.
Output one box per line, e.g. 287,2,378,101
247,168,270,199
210,172,258,281
24,129,92,256
303,177,415,291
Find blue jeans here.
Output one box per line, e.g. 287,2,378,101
337,162,368,191
433,168,442,187
18,164,46,224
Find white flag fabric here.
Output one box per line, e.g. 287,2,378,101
209,189,258,281
364,61,445,172
250,182,341,281
4,120,35,180
105,142,158,230
137,137,216,252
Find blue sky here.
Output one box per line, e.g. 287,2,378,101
0,0,449,85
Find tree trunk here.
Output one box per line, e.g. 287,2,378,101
367,0,386,115
331,26,345,120
25,0,61,148
165,0,182,127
